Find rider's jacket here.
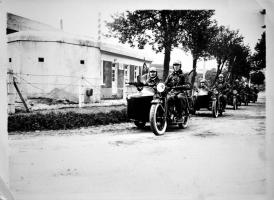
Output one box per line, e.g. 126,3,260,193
144,76,160,87
165,69,190,94
231,82,243,92
214,80,229,94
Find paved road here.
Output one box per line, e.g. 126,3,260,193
9,93,266,200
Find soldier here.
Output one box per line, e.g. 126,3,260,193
165,60,191,118
213,74,229,111
198,79,210,91
143,66,161,87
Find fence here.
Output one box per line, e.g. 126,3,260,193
7,69,102,113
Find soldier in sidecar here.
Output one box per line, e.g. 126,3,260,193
126,67,160,128
193,75,225,118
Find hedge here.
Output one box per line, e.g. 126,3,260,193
8,109,128,132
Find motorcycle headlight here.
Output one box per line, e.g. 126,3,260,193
157,83,165,93
233,90,237,94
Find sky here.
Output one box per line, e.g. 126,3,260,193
5,0,266,73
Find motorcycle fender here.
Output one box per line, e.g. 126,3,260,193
151,99,161,104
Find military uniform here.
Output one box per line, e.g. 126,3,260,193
213,79,229,111
144,76,160,87
165,69,190,116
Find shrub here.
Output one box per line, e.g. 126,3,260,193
8,108,128,132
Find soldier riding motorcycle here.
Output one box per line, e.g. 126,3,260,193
227,79,241,110
127,65,191,136
212,74,229,113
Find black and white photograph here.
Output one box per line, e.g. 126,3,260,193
0,0,274,199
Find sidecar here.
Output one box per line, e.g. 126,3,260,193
127,86,155,128
193,88,223,117
193,89,211,111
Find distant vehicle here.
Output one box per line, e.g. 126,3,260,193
193,88,223,118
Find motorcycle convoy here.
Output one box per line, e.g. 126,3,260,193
126,61,259,136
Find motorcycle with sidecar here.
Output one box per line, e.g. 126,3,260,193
193,87,223,118
126,82,190,136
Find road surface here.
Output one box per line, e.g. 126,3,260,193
9,93,266,200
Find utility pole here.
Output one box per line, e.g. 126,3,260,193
60,18,63,30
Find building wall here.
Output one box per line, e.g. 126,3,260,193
101,52,151,99
7,38,102,108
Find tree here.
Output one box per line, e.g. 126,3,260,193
180,10,217,87
228,44,252,81
252,32,266,71
205,68,217,86
106,10,189,80
251,71,265,85
208,26,244,84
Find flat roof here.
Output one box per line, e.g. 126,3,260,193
7,31,153,62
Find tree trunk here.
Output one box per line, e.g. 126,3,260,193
190,57,198,88
213,60,222,85
162,44,172,81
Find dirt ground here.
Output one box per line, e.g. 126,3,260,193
9,93,265,200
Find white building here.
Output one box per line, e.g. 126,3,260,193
7,14,152,113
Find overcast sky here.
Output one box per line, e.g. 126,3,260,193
6,0,266,72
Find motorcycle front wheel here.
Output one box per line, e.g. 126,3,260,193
149,104,167,136
233,97,237,110
178,115,189,129
212,100,219,118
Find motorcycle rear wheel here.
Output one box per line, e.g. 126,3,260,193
150,104,167,136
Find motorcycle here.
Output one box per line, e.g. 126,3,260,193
193,87,223,118
127,82,190,136
249,91,258,103
227,89,239,110
240,92,249,106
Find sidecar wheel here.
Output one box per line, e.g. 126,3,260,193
150,104,167,136
134,121,146,129
212,100,219,118
178,115,189,129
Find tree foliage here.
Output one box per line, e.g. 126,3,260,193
106,10,189,80
250,71,265,85
106,10,217,81
180,10,216,87
227,43,252,81
252,32,266,71
208,26,244,83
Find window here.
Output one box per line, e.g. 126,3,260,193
38,57,44,62
112,70,115,81
80,60,85,64
9,58,12,62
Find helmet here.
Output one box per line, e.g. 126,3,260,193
173,60,182,66
149,66,157,78
200,79,206,83
218,74,224,78
173,60,182,72
149,66,157,72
